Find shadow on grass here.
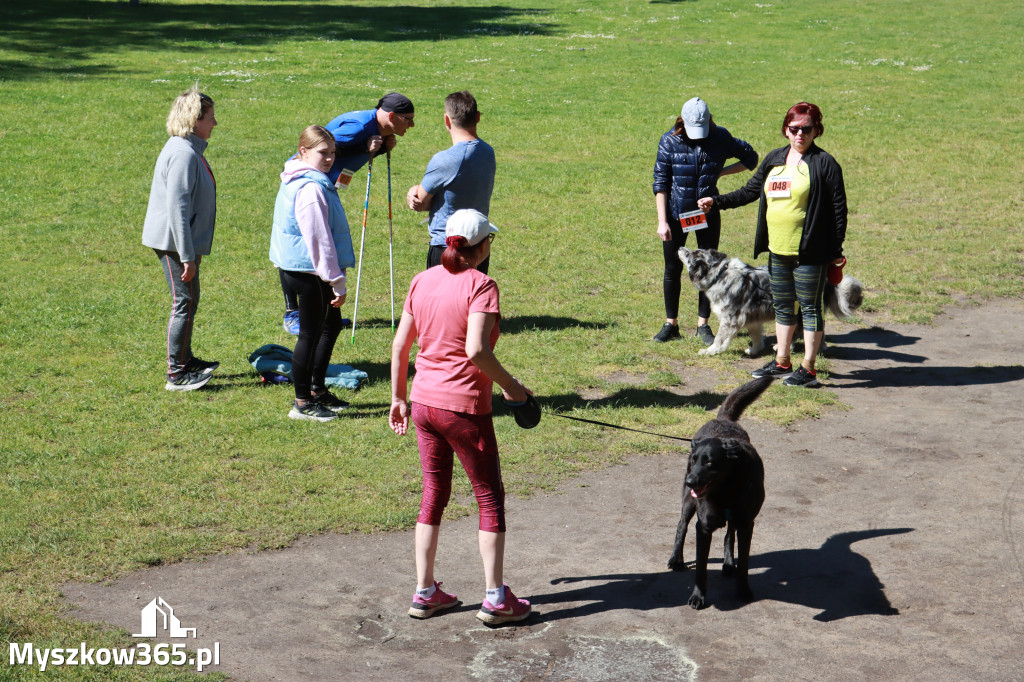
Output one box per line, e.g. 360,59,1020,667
833,364,1024,389
827,326,922,349
0,1,556,80
490,388,723,441
501,315,611,334
533,527,909,622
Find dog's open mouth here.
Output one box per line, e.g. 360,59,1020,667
689,484,711,499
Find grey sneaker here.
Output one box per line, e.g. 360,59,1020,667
186,356,220,374
751,359,794,379
165,370,212,392
314,391,350,413
694,324,715,346
653,323,681,343
288,400,337,422
782,366,820,388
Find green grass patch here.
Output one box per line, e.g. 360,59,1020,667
1,0,1022,677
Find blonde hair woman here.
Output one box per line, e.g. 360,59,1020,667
142,87,219,391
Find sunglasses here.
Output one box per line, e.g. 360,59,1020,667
788,125,814,135
393,113,414,124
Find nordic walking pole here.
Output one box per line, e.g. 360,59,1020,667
351,155,374,343
386,151,396,330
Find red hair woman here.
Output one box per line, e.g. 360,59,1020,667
390,209,533,625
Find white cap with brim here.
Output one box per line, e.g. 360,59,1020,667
445,209,498,246
681,97,711,140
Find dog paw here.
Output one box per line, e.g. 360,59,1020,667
688,592,706,610
667,558,689,572
698,347,721,356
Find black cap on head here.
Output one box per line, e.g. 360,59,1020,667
377,92,414,114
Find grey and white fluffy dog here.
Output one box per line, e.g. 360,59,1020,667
678,247,864,357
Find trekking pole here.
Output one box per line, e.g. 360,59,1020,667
386,151,396,330
351,155,373,343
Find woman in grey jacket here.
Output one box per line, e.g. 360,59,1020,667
142,88,219,391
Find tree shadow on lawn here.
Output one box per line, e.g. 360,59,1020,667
0,1,556,80
533,527,910,623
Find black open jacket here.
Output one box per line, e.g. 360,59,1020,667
713,143,847,265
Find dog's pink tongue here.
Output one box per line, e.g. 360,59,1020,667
690,488,699,498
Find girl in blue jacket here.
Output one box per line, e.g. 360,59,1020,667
270,126,356,422
652,97,758,345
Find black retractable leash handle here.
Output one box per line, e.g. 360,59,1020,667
501,395,542,429
502,395,692,442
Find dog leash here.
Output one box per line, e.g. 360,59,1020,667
542,410,693,442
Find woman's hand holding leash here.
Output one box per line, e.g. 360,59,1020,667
500,378,530,405
697,197,714,213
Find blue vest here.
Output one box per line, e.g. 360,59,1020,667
270,171,355,272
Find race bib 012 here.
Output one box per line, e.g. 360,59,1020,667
679,209,708,233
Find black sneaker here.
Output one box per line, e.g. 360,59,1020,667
653,323,681,343
751,359,794,379
783,366,820,388
165,370,212,392
694,324,715,346
314,391,350,413
187,356,220,374
288,400,337,422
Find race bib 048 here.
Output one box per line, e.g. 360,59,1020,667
766,175,792,198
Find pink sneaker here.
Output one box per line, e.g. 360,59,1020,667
408,581,460,619
476,585,532,625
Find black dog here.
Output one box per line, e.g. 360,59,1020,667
668,376,771,609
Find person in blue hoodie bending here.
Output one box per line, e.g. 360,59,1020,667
269,126,356,422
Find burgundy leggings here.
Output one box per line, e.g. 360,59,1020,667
412,403,505,533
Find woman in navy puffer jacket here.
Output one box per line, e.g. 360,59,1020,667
652,97,758,345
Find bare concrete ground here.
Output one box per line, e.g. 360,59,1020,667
64,299,1024,681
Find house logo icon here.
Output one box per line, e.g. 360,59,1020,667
132,597,197,639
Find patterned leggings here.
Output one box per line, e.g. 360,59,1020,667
769,253,827,332
412,403,505,533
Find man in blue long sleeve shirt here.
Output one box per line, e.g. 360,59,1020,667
279,93,416,334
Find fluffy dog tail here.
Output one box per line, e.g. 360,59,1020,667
717,376,773,422
825,276,864,320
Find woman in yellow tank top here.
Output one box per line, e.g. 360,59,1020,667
698,102,848,387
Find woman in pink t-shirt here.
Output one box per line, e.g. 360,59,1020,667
390,209,533,626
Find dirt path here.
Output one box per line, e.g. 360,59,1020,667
64,299,1024,681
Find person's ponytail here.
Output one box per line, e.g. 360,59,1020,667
440,235,476,273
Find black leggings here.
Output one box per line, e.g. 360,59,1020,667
280,268,299,311
662,214,721,320
279,270,344,400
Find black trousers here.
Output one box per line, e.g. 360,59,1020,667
661,214,721,320
279,270,343,400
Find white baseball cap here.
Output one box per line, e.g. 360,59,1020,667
445,209,498,246
681,97,711,139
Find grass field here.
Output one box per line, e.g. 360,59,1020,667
1,0,1022,678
